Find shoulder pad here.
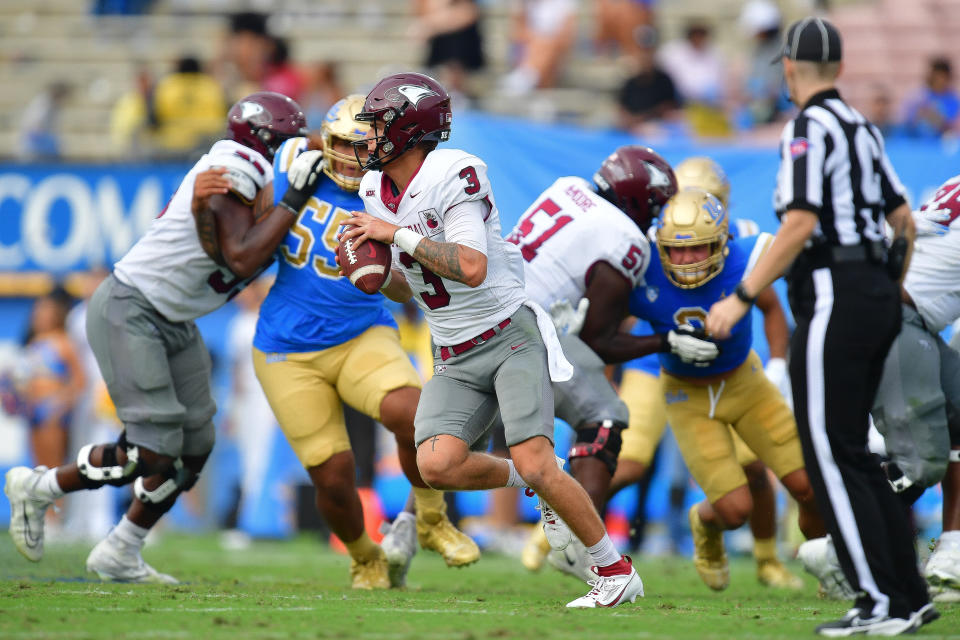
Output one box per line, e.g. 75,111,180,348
211,151,270,205
274,137,309,175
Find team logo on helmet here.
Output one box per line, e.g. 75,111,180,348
647,164,673,190
386,84,440,107
240,101,266,121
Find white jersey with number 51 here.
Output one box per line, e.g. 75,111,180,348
507,176,651,309
359,148,526,345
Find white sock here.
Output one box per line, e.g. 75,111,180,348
394,511,415,525
504,460,526,488
111,515,149,548
34,468,65,501
939,530,960,549
586,534,622,568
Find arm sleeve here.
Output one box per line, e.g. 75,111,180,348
442,199,488,255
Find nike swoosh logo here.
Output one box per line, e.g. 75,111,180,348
410,191,420,198
510,342,526,350
23,504,41,549
563,550,576,567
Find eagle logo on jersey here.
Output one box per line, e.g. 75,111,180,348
386,84,440,108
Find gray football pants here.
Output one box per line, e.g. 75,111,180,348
872,304,960,489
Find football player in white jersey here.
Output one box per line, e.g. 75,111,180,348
4,92,325,582
505,146,676,577
799,174,960,604
341,72,642,608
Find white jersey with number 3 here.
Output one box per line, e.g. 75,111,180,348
359,149,526,345
113,139,273,322
508,176,651,309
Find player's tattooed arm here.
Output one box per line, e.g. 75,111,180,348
341,211,488,287
411,239,487,287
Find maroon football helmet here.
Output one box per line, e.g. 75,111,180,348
226,91,308,161
593,146,677,231
353,72,452,170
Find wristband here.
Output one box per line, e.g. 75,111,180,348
394,227,425,255
734,282,756,305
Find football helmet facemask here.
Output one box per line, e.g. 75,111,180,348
674,156,731,208
593,145,677,232
354,72,452,171
321,95,371,192
227,91,308,161
657,188,729,289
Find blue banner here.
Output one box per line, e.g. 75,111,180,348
1,114,957,273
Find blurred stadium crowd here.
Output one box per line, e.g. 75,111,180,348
0,0,954,566
5,0,960,162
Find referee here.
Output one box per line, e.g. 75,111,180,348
707,17,933,636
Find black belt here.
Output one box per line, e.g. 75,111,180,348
802,240,888,266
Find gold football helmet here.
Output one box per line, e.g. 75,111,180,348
674,156,731,208
321,94,371,191
657,188,729,289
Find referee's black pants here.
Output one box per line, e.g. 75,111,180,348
788,262,929,620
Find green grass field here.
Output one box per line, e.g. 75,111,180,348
1,533,956,640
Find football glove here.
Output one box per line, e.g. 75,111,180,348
279,150,325,215
662,325,719,366
549,298,590,336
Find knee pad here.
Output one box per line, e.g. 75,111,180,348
568,420,625,476
76,433,143,488
133,458,200,513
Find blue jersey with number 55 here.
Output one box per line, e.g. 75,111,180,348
628,233,773,378
253,137,396,353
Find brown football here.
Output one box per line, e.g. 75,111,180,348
338,237,392,294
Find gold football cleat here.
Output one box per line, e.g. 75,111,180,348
689,504,730,591
521,525,551,572
417,510,480,568
757,558,804,590
350,547,391,590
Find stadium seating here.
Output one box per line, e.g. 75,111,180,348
0,0,945,161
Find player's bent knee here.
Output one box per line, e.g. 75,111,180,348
712,489,752,529
416,446,461,489
134,458,201,514
781,469,816,505
76,432,147,488
568,420,625,476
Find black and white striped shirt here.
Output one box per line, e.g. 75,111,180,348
774,89,907,247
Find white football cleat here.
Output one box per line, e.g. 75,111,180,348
381,513,417,588
925,539,960,603
86,536,178,584
533,456,573,550
566,556,644,608
798,536,856,600
5,466,52,562
547,538,594,582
